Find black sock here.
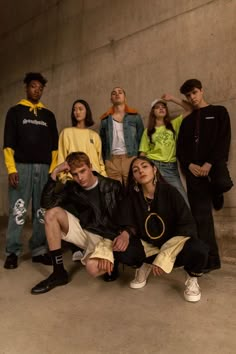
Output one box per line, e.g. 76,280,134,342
50,249,66,276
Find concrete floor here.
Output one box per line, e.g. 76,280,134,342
0,224,236,354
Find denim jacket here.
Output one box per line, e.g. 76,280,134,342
99,107,144,161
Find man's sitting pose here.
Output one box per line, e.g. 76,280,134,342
31,152,145,294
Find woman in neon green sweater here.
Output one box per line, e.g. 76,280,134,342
139,94,192,206
58,99,107,181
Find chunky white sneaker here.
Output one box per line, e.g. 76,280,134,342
184,275,201,302
130,263,152,289
72,250,84,262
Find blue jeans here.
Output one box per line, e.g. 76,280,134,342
152,160,190,208
6,163,49,256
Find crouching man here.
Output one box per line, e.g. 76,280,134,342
31,151,145,294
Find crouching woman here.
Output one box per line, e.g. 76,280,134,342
123,156,208,302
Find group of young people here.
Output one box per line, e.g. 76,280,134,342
3,72,233,303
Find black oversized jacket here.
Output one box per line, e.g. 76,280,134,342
41,173,124,240
119,182,197,249
177,105,231,170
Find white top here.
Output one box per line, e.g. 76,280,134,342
111,119,127,155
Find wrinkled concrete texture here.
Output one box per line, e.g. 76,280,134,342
0,0,235,259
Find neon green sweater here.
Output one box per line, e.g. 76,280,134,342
139,115,183,162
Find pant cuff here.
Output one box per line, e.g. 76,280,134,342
187,270,203,277
31,246,48,257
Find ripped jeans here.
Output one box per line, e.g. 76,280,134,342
6,163,49,256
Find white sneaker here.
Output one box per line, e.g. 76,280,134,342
130,263,152,289
72,250,84,262
184,275,201,302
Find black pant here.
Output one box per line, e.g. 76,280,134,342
114,236,146,268
185,161,233,258
174,238,208,276
146,238,208,276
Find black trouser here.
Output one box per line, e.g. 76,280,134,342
114,236,146,268
185,161,233,258
174,238,208,276
146,238,208,277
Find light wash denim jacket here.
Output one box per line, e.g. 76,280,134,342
100,111,144,161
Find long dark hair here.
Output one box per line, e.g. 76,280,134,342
71,99,94,127
126,156,166,194
147,103,175,143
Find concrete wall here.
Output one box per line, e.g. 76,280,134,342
0,0,235,260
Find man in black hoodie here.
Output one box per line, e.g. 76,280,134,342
3,72,58,269
177,79,233,272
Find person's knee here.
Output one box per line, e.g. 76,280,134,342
86,260,101,277
44,207,63,224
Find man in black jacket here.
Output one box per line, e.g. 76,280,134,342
31,152,145,294
177,79,233,272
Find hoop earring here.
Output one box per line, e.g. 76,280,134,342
134,181,140,192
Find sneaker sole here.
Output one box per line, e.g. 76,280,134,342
130,279,147,289
184,293,201,302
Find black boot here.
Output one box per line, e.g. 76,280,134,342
31,271,69,294
4,253,18,269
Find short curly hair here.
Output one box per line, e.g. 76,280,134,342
23,72,47,86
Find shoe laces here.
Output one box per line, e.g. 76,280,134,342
134,268,140,279
185,276,200,292
135,264,151,282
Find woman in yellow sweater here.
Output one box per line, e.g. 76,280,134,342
58,99,106,180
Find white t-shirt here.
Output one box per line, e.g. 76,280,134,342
111,119,127,155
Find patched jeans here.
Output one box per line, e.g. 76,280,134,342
6,163,49,257
152,160,190,208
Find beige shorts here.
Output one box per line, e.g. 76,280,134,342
62,211,103,265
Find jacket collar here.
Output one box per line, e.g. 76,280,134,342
100,104,138,120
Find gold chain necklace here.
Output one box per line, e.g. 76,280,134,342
144,196,153,212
